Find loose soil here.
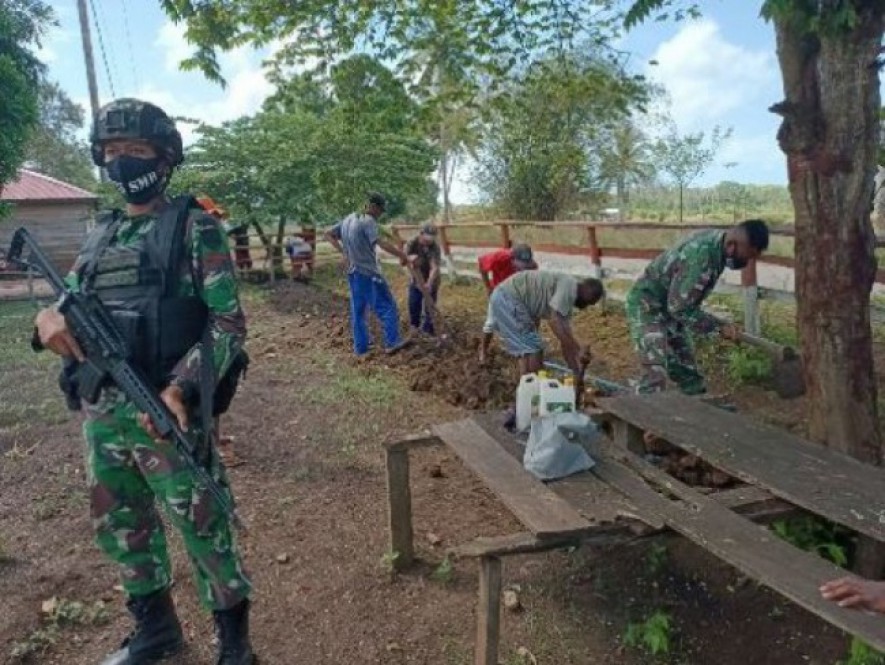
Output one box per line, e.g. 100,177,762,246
0,268,872,665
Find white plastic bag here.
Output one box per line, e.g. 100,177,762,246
523,412,599,481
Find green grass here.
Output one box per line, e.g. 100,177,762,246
838,638,885,665
623,610,673,657
0,301,69,439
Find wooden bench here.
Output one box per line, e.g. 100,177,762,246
385,414,803,664
601,392,885,541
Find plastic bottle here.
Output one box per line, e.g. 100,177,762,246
515,373,540,432
539,376,576,416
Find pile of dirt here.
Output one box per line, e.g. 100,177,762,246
263,280,517,409
385,313,516,409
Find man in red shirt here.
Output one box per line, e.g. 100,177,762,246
477,244,537,294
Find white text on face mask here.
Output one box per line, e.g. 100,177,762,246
128,171,159,193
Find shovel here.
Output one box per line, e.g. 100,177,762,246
731,329,805,399
407,264,449,344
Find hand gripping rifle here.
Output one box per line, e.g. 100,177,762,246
6,227,246,532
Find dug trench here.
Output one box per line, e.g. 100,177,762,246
0,269,866,664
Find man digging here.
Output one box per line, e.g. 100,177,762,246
325,192,412,356
479,270,604,427
625,219,770,396
405,224,442,336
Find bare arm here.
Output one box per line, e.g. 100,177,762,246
428,256,441,287
548,314,590,407
324,230,344,255
478,259,493,293
378,238,408,264
548,314,584,375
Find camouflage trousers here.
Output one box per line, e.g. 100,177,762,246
625,291,706,395
83,400,252,611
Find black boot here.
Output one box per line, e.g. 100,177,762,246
101,590,184,665
214,599,255,665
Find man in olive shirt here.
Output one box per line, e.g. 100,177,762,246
480,270,604,398
405,224,442,334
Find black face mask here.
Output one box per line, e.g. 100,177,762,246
725,254,749,271
107,155,167,204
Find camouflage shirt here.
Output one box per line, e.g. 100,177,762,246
67,205,246,412
631,229,726,335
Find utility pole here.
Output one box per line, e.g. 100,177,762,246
77,0,106,182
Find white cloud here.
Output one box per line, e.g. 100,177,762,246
156,20,194,75
646,19,778,131
716,133,786,182
35,24,74,65
146,20,276,142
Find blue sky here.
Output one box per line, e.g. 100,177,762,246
38,1,788,202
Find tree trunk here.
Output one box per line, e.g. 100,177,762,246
771,12,882,459
440,150,453,224
874,165,885,235
772,14,885,464
678,184,684,223
617,175,626,222
771,10,884,575
251,220,272,252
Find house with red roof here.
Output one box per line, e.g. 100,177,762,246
1,169,99,270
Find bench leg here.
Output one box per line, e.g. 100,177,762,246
385,447,414,569
475,555,502,665
612,419,645,455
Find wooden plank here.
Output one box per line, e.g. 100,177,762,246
611,419,645,454
454,490,792,559
384,434,441,453
600,393,885,542
475,556,502,665
385,448,414,569
471,413,652,528
597,445,885,652
433,419,591,539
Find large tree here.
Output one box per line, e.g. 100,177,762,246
0,0,53,187
476,51,650,220
178,56,437,230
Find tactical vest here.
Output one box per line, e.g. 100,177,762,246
76,196,209,388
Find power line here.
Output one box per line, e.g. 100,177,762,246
93,0,124,95
88,0,117,98
120,0,141,91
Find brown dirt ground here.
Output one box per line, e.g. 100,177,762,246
0,268,872,665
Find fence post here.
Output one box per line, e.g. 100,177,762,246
586,226,602,279
497,223,511,249
742,259,760,336
438,225,459,279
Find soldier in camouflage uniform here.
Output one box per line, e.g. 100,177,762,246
625,220,770,395
33,99,255,665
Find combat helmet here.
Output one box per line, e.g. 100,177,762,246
90,98,184,168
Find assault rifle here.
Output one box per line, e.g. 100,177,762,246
5,227,246,532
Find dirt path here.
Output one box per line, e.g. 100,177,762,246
0,273,858,664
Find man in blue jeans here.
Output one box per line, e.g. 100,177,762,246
405,224,442,335
325,192,411,356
